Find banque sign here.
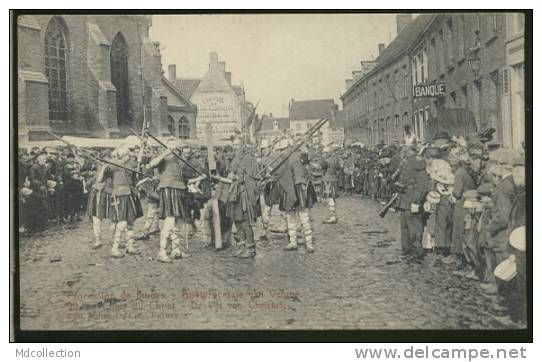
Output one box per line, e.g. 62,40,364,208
413,83,446,98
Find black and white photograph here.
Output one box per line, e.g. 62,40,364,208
10,10,530,340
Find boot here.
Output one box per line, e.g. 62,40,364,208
170,248,182,259
323,216,338,224
157,252,172,263
125,229,140,255
284,242,298,251
92,237,102,250
126,240,140,255
236,242,256,258
92,217,102,249
111,244,123,258
110,223,124,258
306,242,315,253
233,245,247,256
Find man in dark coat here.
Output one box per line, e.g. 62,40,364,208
221,137,261,258
395,144,431,261
445,147,482,270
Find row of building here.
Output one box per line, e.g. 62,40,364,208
341,13,525,149
17,15,254,144
254,99,345,148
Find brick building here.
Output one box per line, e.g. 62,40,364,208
409,13,511,144
341,13,525,149
161,76,197,139
17,14,183,141
167,52,254,142
341,14,433,146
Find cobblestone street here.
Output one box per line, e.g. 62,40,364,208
18,196,522,330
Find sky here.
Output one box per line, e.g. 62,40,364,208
150,14,398,117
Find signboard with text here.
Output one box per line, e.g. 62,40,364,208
195,94,239,140
413,83,446,98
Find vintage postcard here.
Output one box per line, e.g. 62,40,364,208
11,11,529,336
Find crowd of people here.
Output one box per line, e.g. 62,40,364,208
17,123,527,323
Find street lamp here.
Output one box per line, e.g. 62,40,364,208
467,50,498,82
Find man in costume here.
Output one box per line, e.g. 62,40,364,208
222,135,261,258
276,141,317,253
148,139,195,263
101,144,144,258
87,159,113,249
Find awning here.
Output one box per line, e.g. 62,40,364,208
425,108,478,142
19,135,232,150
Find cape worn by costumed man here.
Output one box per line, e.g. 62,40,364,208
220,148,261,223
276,150,317,213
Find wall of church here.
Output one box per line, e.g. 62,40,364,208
17,14,167,140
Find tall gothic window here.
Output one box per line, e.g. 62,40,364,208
179,117,190,139
110,33,131,124
167,116,175,136
44,17,68,121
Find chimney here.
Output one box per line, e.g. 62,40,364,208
218,61,226,75
289,98,295,108
225,72,232,85
378,43,386,56
209,52,218,69
168,64,176,82
270,113,273,119
345,79,353,88
396,14,413,35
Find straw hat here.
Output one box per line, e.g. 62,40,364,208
494,255,517,281
429,159,455,185
509,225,526,252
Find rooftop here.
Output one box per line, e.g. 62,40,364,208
289,99,337,121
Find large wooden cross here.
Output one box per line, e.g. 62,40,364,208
205,123,223,249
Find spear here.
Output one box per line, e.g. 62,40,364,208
145,130,231,184
47,131,154,179
258,118,329,177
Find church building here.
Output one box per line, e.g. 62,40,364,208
17,14,196,141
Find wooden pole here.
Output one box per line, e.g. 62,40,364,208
206,123,223,250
